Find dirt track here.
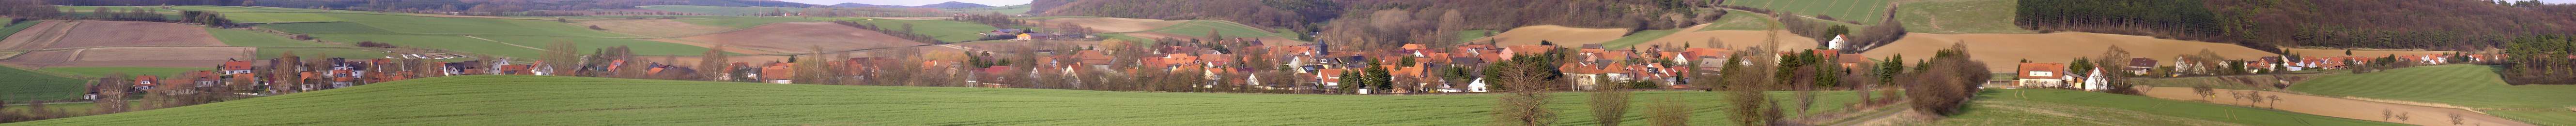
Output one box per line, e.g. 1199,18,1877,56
2140,87,2534,126
676,22,926,54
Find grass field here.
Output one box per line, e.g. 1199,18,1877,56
1938,89,2401,126
40,67,211,79
15,75,1881,126
229,13,631,38
469,35,712,56
205,28,339,47
1721,0,1895,24
1454,29,1494,43
257,48,390,59
2287,65,2576,125
2133,73,2336,91
0,66,87,102
1700,10,1784,31
2289,65,2576,109
1601,29,1680,49
1893,0,2030,34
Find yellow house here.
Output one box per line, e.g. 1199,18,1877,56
1016,33,1033,41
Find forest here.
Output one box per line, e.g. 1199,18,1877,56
2018,0,2576,52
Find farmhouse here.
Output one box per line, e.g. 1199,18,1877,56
2015,63,2068,88
2127,58,2156,75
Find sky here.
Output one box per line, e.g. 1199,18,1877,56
775,0,1031,6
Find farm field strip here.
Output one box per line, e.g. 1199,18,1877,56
0,65,87,102
2289,65,2576,110
1943,89,2403,126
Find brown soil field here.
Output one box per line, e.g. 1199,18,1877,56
45,21,224,48
0,20,227,50
1024,17,1186,33
1466,25,1631,46
574,19,736,38
1635,24,1823,50
1860,32,2280,71
2283,48,2458,57
676,22,926,54
632,55,794,67
0,21,71,50
0,47,252,68
2140,87,2535,126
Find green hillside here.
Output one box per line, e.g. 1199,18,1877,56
1892,0,2028,34
41,67,211,79
0,66,87,102
637,5,802,16
17,75,1876,126
2288,65,2576,125
1939,89,2400,126
1721,0,1895,24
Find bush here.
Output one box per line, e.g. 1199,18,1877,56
1905,43,1989,116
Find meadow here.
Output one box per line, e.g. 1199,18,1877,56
15,75,1876,126
1143,20,1295,39
0,19,35,41
1892,0,2029,34
39,67,211,79
2132,73,2336,91
1453,29,1494,43
1721,0,1895,24
0,66,86,102
205,28,339,47
2287,65,2576,125
829,17,1001,42
256,48,391,59
1937,89,2400,126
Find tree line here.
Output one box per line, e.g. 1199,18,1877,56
2019,0,2576,52
2504,35,2576,85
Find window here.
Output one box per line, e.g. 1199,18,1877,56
2027,71,2053,77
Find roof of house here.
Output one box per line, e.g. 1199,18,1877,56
760,63,794,80
1506,45,1556,56
2130,58,2158,67
221,61,254,70
2016,63,2067,79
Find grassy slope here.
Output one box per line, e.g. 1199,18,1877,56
221,9,718,58
2289,65,2576,109
1454,29,1494,43
40,67,211,79
830,18,1001,42
673,16,821,28
19,75,1876,126
206,28,338,47
1721,0,1893,24
1893,0,2029,34
1940,89,2400,126
2287,65,2576,125
1145,20,1292,39
2132,73,2336,91
0,66,86,101
258,48,389,59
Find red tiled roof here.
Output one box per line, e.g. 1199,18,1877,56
2016,63,2067,79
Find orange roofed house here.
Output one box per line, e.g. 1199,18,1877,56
2015,63,2067,88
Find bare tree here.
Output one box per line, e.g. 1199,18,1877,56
697,44,729,81
1589,81,1631,126
1490,56,1559,126
91,73,131,114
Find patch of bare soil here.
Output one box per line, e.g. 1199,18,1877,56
1466,25,1631,46
574,19,735,38
39,21,227,49
1861,32,2280,71
0,21,71,50
1637,23,1822,50
1023,17,1185,33
2142,87,2536,126
676,22,926,54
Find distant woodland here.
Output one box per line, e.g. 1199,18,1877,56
2018,0,2576,51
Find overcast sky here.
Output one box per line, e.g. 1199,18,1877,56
775,0,1031,6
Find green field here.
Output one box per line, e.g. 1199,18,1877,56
469,35,712,56
1454,29,1494,43
237,12,715,58
15,75,1882,126
257,48,390,59
1721,0,1895,24
206,28,340,47
946,4,1034,14
0,66,88,102
2133,73,2336,91
2289,65,2576,109
1602,29,1680,49
1893,0,2030,34
2287,65,2576,125
827,18,999,42
226,12,630,38
1937,89,2400,126
1701,10,1782,31
40,67,212,79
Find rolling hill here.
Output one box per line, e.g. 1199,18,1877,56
9,75,1866,126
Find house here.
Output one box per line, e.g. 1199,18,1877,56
219,60,255,75
1836,53,1868,71
134,75,160,90
2127,58,2157,75
2015,63,2068,88
760,62,794,84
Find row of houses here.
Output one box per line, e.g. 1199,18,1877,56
934,35,1878,94
2012,53,2495,91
